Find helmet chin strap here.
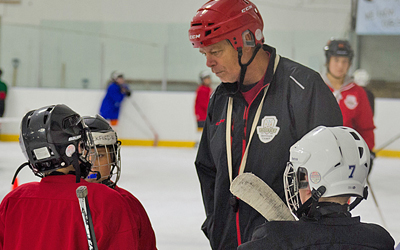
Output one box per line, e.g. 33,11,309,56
295,186,326,218
11,162,34,185
72,153,81,183
349,186,368,211
236,44,262,92
296,186,368,219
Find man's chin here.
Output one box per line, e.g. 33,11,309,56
217,76,236,83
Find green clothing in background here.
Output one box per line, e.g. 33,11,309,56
0,80,7,117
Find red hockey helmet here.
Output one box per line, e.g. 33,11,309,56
189,0,264,50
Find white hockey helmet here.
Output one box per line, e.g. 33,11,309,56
353,69,370,87
199,70,211,82
284,126,370,213
110,71,124,81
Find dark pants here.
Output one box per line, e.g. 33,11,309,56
0,99,4,117
197,120,205,129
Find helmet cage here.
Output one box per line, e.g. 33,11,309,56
85,130,121,188
284,163,310,213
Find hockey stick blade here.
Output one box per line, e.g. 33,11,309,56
76,186,98,250
230,173,296,221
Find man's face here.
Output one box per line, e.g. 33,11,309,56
328,56,351,79
199,40,240,83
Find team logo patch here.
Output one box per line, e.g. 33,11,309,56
256,116,280,143
310,171,321,184
344,95,358,110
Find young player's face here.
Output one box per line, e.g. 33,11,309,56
299,186,312,204
199,40,241,83
116,77,124,85
328,56,351,79
202,76,212,86
89,147,112,181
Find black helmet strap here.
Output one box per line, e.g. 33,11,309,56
11,162,36,185
237,44,262,90
349,186,368,211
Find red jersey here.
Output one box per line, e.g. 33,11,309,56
195,85,212,122
114,186,157,250
0,175,138,250
323,75,375,150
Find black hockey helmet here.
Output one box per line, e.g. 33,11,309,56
324,39,354,64
16,104,92,183
83,114,121,188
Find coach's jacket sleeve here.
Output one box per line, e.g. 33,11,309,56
289,71,343,138
194,100,217,239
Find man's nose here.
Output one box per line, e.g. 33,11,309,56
206,55,216,68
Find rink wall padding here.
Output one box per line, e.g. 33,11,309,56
0,88,399,158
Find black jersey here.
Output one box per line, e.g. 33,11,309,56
238,211,394,250
195,44,343,249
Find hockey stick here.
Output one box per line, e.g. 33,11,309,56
129,98,159,147
230,173,296,221
76,186,98,250
366,178,387,228
374,132,400,154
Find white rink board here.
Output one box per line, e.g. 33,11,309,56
1,87,400,151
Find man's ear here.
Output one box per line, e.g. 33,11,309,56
242,30,255,47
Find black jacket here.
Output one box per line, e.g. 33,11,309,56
238,208,394,249
195,44,343,250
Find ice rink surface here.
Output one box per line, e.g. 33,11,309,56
0,141,399,249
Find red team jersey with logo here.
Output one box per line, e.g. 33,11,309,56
327,82,375,150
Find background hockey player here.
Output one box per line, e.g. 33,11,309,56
0,104,138,249
238,126,394,249
100,71,131,126
195,70,213,130
322,40,375,162
84,114,157,250
188,0,342,248
0,68,7,118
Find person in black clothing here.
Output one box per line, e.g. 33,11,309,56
238,126,394,250
188,0,342,249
